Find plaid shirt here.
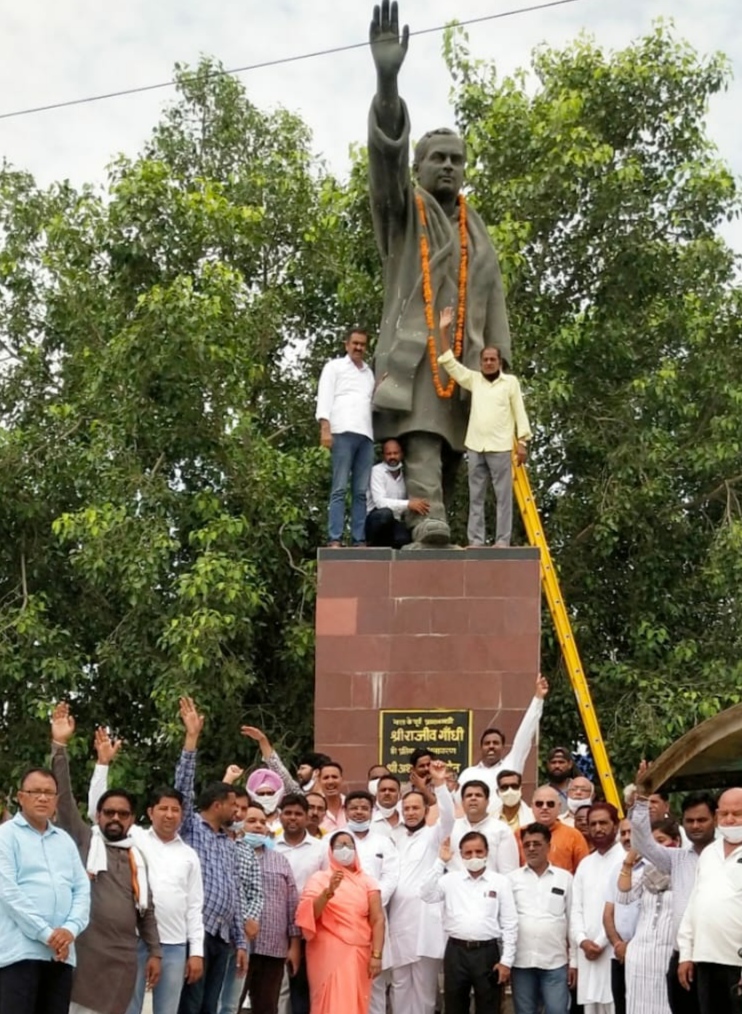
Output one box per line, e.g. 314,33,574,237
175,749,262,949
248,847,300,959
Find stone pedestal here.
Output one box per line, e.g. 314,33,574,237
314,547,542,793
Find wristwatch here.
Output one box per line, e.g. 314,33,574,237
372,951,382,959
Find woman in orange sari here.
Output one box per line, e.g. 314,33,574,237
296,830,384,1013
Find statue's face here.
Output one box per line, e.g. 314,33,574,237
415,134,465,203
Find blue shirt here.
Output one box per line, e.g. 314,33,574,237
175,749,261,949
0,812,91,968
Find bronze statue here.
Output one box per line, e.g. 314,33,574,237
368,0,512,546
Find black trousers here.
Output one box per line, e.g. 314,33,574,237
178,932,231,1014
444,938,502,1014
0,958,73,1014
668,950,700,1014
288,940,309,1014
612,958,627,1014
365,508,412,548
242,953,285,1014
696,961,742,1014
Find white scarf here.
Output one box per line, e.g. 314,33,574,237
86,825,150,913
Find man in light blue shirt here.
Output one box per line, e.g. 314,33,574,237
0,765,90,1013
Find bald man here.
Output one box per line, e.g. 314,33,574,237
677,787,742,1014
519,787,589,874
562,777,595,828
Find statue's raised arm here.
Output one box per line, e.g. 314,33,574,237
369,0,408,139
367,0,512,549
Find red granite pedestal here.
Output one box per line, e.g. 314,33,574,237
314,547,542,793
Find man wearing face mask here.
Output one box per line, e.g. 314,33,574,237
449,780,519,874
365,439,430,547
367,764,390,800
496,771,534,832
421,831,517,1014
238,803,301,1014
245,769,285,834
344,792,399,1014
239,725,327,800
458,675,549,800
562,777,595,828
677,787,742,1014
388,758,454,1014
49,703,162,1014
372,774,405,843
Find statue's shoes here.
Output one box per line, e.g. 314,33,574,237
410,518,451,546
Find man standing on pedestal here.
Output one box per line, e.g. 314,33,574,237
437,306,532,547
316,328,375,547
368,0,512,547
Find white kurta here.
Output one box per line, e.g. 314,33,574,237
572,842,624,1006
387,785,454,965
458,696,544,797
448,815,519,874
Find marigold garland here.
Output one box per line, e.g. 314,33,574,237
415,192,468,399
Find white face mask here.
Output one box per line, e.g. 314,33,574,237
377,803,398,819
385,461,403,473
333,846,356,866
463,856,487,873
368,779,380,797
498,787,522,807
567,796,592,814
347,818,371,833
301,777,315,793
255,792,282,816
229,820,245,833
718,824,742,844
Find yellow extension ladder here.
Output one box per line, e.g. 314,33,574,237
512,452,622,813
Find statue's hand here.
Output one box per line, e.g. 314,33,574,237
370,0,409,79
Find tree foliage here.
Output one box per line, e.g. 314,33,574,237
1,26,741,797
445,24,742,779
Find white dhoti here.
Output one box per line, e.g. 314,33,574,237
390,957,440,1014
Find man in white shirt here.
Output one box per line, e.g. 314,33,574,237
421,830,517,1014
437,305,531,547
316,328,376,546
387,760,454,1014
677,787,742,1014
274,794,327,1014
344,792,400,1014
365,439,430,547
371,774,405,843
87,734,204,1014
449,780,519,874
509,822,575,1014
459,675,548,798
572,803,625,1014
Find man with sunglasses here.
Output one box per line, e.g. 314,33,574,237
50,702,162,1014
519,786,589,875
0,766,90,1014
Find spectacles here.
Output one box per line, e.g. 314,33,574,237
101,808,132,819
534,801,557,809
19,789,58,798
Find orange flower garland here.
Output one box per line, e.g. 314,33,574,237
415,192,468,399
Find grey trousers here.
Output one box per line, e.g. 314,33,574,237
467,450,512,545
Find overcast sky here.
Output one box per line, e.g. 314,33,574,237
1,0,739,248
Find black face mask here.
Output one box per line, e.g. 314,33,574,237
405,818,427,834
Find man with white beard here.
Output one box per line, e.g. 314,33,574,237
572,803,624,1014
388,759,454,1014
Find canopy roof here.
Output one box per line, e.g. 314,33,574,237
639,703,742,793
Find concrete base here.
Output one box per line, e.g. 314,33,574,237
314,547,542,792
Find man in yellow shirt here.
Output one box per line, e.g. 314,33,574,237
437,307,532,546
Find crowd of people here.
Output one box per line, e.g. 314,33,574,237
0,681,740,1014
315,307,531,550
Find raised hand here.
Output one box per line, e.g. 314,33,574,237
370,0,409,80
439,306,454,332
429,758,447,787
94,726,122,766
535,673,549,699
439,836,453,864
51,703,75,745
179,697,204,751
329,870,344,894
223,765,245,785
635,759,651,792
240,725,271,757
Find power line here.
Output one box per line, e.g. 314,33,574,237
0,0,583,122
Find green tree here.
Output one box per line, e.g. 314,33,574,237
445,24,742,781
0,61,356,795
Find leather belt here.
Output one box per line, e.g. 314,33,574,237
448,937,498,950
